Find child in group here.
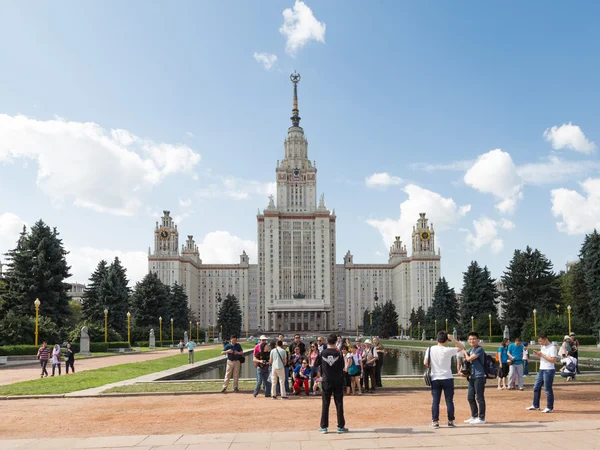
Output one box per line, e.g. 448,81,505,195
293,359,311,395
312,374,323,395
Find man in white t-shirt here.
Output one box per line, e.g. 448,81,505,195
424,331,465,428
526,332,557,413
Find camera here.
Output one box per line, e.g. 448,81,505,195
459,362,472,378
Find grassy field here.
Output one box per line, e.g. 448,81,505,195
104,374,600,394
74,347,171,359
0,343,253,396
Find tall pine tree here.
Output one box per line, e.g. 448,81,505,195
580,230,600,330
130,272,169,327
501,246,560,336
81,260,108,323
1,221,71,328
379,300,399,338
217,294,242,339
99,258,130,336
460,262,498,332
167,282,189,330
431,277,459,324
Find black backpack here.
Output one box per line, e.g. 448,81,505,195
485,353,499,379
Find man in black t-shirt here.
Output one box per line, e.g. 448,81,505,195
316,333,348,434
289,334,306,356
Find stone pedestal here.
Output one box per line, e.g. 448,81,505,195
80,326,92,356
184,331,188,345
149,329,156,349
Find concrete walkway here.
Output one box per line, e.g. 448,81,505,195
1,419,599,450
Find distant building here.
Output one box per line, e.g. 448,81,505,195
67,282,86,303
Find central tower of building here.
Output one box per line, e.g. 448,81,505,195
257,73,336,332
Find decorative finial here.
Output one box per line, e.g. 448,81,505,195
290,71,301,127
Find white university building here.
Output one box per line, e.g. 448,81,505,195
148,74,441,334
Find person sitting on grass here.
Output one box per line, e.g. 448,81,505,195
293,359,311,395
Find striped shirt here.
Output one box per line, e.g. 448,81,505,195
38,347,50,360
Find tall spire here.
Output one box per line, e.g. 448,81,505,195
290,71,301,127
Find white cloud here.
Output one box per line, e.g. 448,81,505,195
551,178,600,235
365,172,403,189
197,231,257,264
410,160,474,172
517,155,600,185
66,247,148,286
543,122,596,154
463,217,515,253
0,213,27,264
0,114,201,216
179,198,192,208
464,149,523,214
367,184,471,248
197,176,276,201
280,1,326,56
252,52,278,70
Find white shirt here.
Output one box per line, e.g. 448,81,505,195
561,356,577,374
539,343,557,370
270,347,287,370
426,345,459,381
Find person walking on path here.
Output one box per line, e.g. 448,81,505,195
462,332,487,424
269,340,289,400
64,343,75,374
527,332,557,413
220,336,244,393
51,344,62,376
373,337,386,388
507,337,525,390
37,341,50,378
187,339,195,364
316,333,348,434
424,331,464,428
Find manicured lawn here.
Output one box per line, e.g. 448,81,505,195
74,347,171,359
104,373,600,394
0,343,253,396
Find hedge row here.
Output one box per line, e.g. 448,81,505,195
548,335,597,345
0,341,131,356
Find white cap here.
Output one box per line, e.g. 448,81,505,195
364,339,372,344
259,335,268,340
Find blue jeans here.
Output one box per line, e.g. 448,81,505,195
533,369,555,410
254,366,271,397
467,377,486,420
431,378,455,422
523,360,529,376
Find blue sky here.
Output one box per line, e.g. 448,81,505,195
1,1,600,291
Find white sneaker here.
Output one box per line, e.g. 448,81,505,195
541,408,553,413
470,418,486,425
526,405,540,411
463,417,476,424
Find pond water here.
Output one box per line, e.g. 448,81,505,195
180,347,598,380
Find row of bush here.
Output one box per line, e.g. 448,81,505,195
0,341,132,356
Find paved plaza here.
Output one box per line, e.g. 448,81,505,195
1,419,599,449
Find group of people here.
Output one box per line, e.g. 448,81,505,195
243,333,387,399
425,330,573,428
36,341,76,378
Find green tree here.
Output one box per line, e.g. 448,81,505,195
430,277,459,324
560,262,593,333
99,258,130,336
81,260,108,323
379,300,399,338
168,282,189,330
130,272,169,328
580,230,600,330
501,246,560,336
363,308,371,335
1,221,71,328
217,294,242,339
459,262,498,333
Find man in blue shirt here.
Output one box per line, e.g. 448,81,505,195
187,339,196,364
461,332,486,425
220,336,244,393
507,337,525,390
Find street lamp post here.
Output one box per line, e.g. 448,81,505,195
189,320,192,339
488,314,492,341
159,316,163,342
126,312,131,345
434,319,437,335
567,305,572,335
445,318,448,332
418,321,421,339
369,311,373,338
471,316,474,332
34,298,41,346
196,321,199,342
104,309,108,343
533,309,537,338
170,318,174,344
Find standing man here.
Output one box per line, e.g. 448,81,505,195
37,341,50,378
317,334,348,434
362,339,378,393
187,339,196,364
316,336,325,353
290,334,306,356
424,331,464,428
254,335,268,359
462,332,486,424
269,340,289,400
373,337,386,388
527,332,557,413
507,337,525,390
220,336,244,393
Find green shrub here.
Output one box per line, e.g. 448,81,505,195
106,341,130,349
0,312,62,346
90,343,109,352
66,322,123,343
547,335,597,345
0,345,40,356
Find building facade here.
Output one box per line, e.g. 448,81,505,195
148,74,441,333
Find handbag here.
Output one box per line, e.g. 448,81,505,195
423,346,432,387
239,356,245,364
348,357,359,376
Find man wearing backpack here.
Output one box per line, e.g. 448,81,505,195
560,351,577,381
462,332,487,425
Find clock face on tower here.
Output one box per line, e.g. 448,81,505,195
293,168,300,177
159,229,170,240
419,230,431,241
